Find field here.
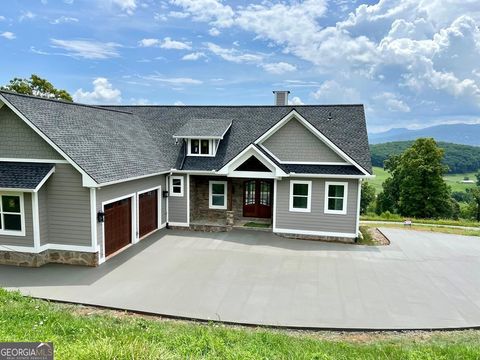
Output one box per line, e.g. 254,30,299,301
1,289,480,359
367,167,477,194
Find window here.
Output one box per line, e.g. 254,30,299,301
170,176,184,197
0,193,25,236
289,180,311,212
324,182,348,215
188,139,212,156
209,181,227,209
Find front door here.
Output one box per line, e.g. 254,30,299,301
243,180,273,218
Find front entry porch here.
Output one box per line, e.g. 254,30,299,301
189,175,274,231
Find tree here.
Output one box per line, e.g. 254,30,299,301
376,138,453,218
476,171,480,187
471,188,480,222
1,74,72,102
360,181,375,214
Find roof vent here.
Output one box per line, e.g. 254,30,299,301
273,90,290,106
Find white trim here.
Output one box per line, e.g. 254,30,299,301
287,173,374,179
324,181,348,215
90,188,98,251
289,180,312,212
168,222,189,227
170,175,184,197
0,158,68,164
254,110,370,176
136,185,162,243
0,191,26,237
209,180,227,209
170,169,218,175
166,176,169,223
259,144,350,166
217,144,287,178
0,188,34,192
31,191,40,250
95,171,170,188
100,193,136,264
33,166,55,192
186,174,190,225
273,179,278,230
356,179,362,236
186,139,215,157
0,94,98,187
273,227,357,239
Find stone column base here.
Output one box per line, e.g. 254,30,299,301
0,249,99,267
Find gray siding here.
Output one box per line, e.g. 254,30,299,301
0,192,34,247
96,174,167,257
38,187,49,246
263,118,345,163
44,164,91,246
168,174,188,224
275,178,359,235
0,106,63,160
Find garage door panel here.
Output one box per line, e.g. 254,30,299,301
104,198,132,257
139,190,158,238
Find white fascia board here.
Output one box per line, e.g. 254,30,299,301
217,144,287,177
254,109,371,176
170,169,219,175
94,171,170,188
287,173,375,179
0,158,68,164
173,135,223,140
0,187,34,192
33,166,55,192
0,94,99,187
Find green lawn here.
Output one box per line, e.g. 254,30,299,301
368,167,477,194
1,289,480,359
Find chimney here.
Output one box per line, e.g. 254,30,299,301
273,90,290,106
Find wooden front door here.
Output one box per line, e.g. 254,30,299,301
104,198,132,257
243,180,273,218
139,190,158,238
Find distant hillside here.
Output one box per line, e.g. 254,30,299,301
370,141,480,173
369,123,480,146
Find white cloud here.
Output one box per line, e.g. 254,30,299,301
373,92,411,112
182,52,205,61
138,38,160,47
0,16,5,21
168,11,189,18
208,27,220,36
73,77,122,104
19,11,36,21
50,16,79,24
311,80,361,104
51,39,121,59
262,62,297,74
111,0,137,14
1,31,15,40
142,75,203,85
160,37,191,50
174,100,185,105
289,96,304,105
206,42,263,64
169,0,234,27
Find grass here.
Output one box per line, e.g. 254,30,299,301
357,226,375,245
361,214,480,228
367,167,478,194
2,289,480,359
363,222,480,237
243,222,271,228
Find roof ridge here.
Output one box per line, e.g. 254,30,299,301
0,90,134,115
101,104,365,108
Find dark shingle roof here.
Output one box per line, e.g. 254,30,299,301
0,162,54,190
281,164,364,175
1,91,372,183
173,118,232,138
0,91,170,184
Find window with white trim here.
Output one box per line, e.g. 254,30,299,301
289,180,311,212
209,181,227,209
188,139,214,156
0,193,25,236
324,182,348,215
170,176,184,197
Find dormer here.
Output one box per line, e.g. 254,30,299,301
173,118,232,157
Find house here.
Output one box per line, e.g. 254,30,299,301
0,90,373,267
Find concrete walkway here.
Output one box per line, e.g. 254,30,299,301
1,228,480,330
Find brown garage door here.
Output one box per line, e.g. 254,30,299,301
104,198,132,257
139,190,158,238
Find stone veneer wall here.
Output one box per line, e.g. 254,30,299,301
276,233,356,244
0,250,98,267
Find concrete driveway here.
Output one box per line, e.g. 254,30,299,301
1,228,480,330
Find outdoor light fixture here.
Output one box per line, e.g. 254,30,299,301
163,190,169,198
97,211,105,223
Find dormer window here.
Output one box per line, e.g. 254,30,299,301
189,139,212,156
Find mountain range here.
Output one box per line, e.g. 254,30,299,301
369,123,480,146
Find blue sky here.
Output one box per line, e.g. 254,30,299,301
1,0,479,132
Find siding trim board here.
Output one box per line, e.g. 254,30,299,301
254,110,370,176
0,158,68,164
273,227,357,238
